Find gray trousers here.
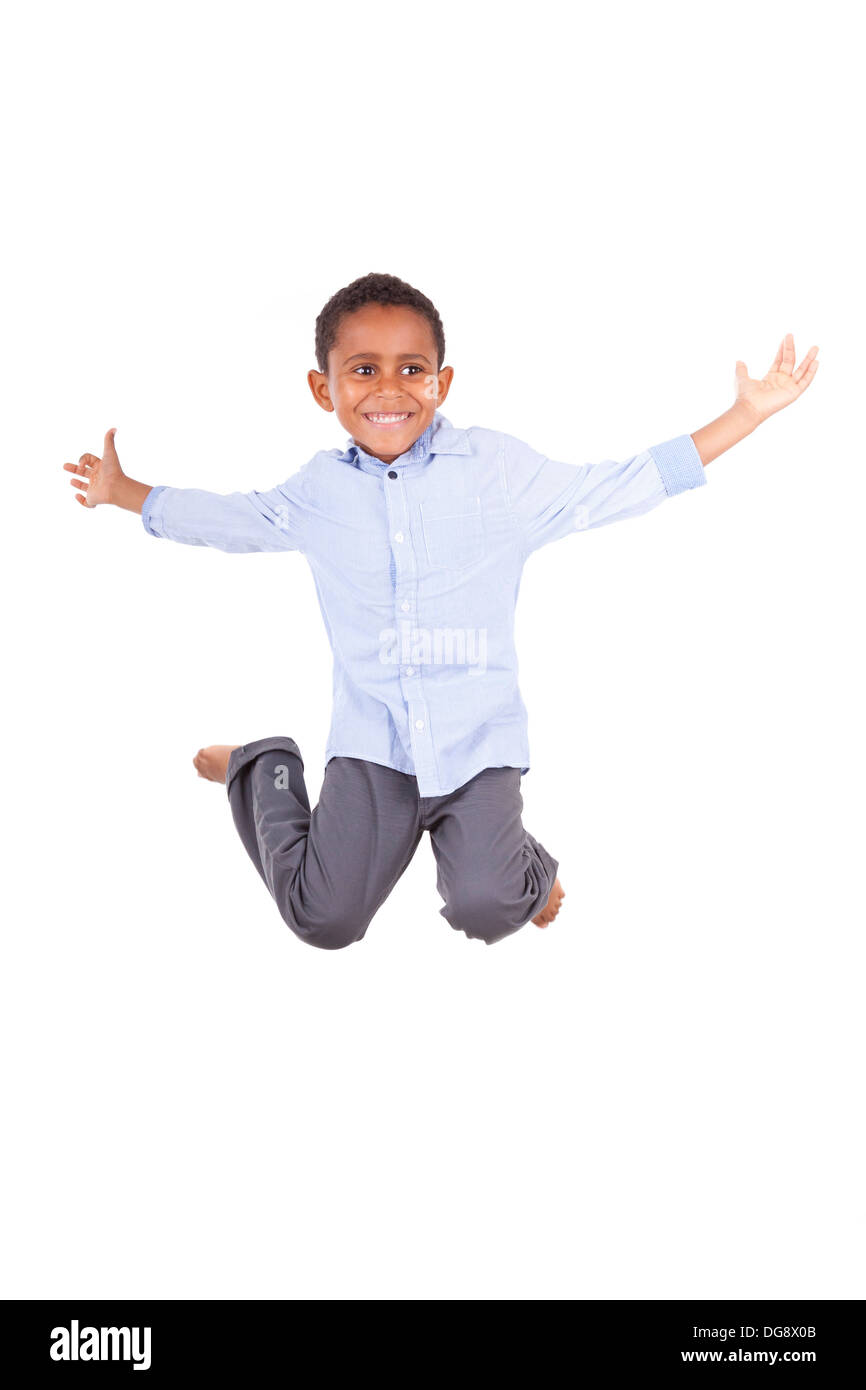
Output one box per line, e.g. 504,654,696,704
225,737,559,949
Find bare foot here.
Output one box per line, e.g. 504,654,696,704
532,876,565,927
193,745,239,784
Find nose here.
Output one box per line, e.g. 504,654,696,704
374,368,410,399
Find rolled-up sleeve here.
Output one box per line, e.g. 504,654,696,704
504,431,706,556
140,468,310,553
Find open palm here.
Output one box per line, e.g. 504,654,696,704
736,334,819,423
62,427,122,507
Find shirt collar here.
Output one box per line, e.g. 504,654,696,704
337,411,472,472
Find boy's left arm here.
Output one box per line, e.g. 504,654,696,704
505,332,819,556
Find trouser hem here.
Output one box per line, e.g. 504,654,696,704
520,838,559,928
225,736,304,796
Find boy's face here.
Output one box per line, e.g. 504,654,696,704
307,303,454,464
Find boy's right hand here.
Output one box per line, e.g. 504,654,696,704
63,427,123,508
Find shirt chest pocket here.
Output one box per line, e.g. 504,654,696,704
420,495,484,572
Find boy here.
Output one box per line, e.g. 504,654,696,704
63,273,818,948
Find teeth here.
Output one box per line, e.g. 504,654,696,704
366,412,411,423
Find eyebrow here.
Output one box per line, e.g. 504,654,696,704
342,351,434,367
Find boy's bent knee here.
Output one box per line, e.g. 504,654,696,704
278,901,369,951
443,888,526,946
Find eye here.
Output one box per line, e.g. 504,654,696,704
353,365,376,375
401,364,423,374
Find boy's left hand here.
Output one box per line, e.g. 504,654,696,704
735,333,819,424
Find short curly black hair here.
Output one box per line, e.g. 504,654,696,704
314,272,445,374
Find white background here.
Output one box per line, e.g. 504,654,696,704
1,0,862,1299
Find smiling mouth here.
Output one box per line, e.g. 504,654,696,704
362,411,415,428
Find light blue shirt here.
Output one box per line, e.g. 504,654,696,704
142,411,707,795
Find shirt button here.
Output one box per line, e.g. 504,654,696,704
388,470,398,479
405,666,414,676
394,531,404,543
400,600,410,612
414,719,425,731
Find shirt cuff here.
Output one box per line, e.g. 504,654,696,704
648,434,707,498
141,485,168,536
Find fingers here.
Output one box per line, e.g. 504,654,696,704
771,333,819,388
63,454,98,477
69,475,94,506
793,345,819,384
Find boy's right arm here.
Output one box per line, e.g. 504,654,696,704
63,427,307,553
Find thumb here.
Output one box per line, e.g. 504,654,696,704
104,427,118,457
735,361,748,383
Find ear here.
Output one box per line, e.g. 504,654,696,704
435,365,455,406
307,368,335,412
